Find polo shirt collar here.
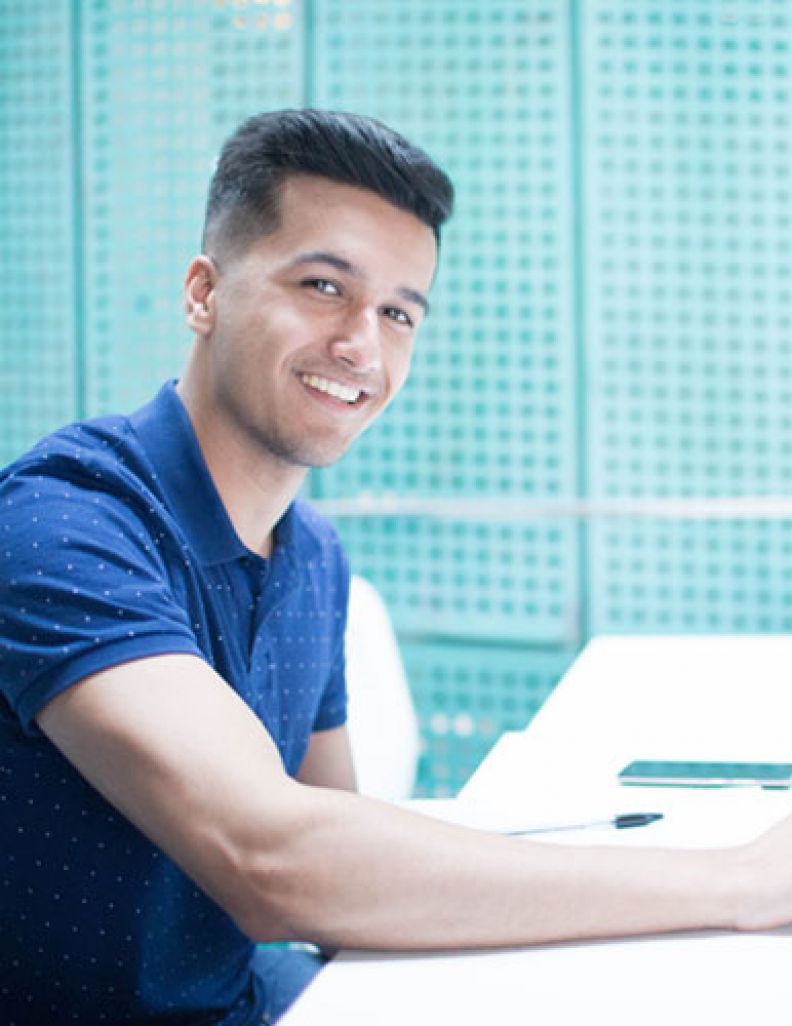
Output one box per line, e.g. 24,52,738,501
129,380,300,568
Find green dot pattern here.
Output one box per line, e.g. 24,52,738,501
0,1,77,464
402,641,569,797
312,0,580,642
80,0,304,414
585,0,792,632
6,1,792,796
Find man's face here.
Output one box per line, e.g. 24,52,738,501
194,175,438,470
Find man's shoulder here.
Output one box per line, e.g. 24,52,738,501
0,410,167,547
1,410,156,499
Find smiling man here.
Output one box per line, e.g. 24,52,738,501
4,110,792,1026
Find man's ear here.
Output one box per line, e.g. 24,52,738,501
184,255,218,336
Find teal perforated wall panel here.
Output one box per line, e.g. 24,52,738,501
0,1,78,464
583,0,792,632
80,0,305,416
312,0,580,644
402,642,571,797
6,1,792,797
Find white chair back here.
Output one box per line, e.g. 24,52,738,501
344,576,420,801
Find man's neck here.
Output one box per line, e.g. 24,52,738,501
176,377,306,559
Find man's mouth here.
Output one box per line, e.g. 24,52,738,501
300,373,368,405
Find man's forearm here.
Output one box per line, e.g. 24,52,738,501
234,785,748,951
38,657,785,956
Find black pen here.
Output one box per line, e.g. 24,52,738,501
505,812,664,837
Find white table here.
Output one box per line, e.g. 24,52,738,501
281,636,792,1025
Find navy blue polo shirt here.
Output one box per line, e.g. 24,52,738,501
0,381,349,1024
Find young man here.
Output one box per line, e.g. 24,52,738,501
2,109,792,1026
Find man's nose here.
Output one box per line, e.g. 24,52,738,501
328,305,382,372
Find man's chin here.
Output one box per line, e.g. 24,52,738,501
285,442,353,471
303,449,349,470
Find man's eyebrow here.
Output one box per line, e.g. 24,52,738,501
288,250,357,276
397,286,429,314
288,250,430,313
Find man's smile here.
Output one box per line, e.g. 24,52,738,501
299,371,373,407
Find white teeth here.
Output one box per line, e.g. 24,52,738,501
301,374,361,404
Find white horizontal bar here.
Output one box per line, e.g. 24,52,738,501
311,495,792,522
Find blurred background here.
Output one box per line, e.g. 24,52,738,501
2,0,792,795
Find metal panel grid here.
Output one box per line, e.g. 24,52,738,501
311,0,580,643
596,519,792,632
583,0,792,632
0,1,77,464
80,0,304,416
9,1,792,795
402,641,571,797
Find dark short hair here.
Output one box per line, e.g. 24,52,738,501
202,109,454,257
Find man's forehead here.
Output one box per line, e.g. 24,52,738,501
277,176,435,247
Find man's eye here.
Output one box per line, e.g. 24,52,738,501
305,278,340,296
384,306,413,327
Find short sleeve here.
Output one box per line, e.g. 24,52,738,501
0,467,203,734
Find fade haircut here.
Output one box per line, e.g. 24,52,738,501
201,109,454,259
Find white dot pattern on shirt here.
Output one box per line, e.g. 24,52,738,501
1,420,349,1022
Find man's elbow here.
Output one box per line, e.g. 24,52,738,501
227,847,307,943
217,796,330,944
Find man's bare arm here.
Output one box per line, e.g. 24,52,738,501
296,725,357,791
37,653,792,951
